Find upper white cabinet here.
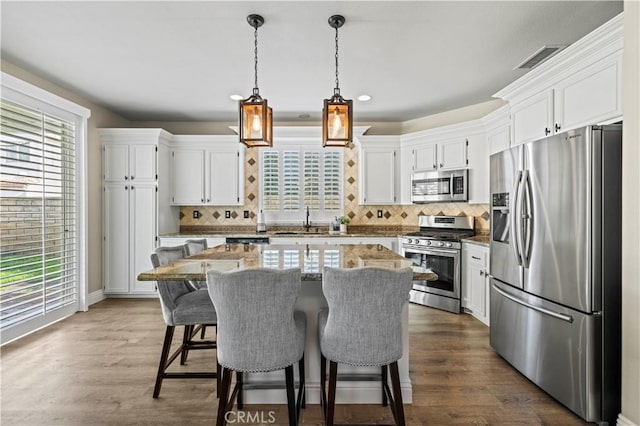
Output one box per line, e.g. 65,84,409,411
170,136,244,206
100,128,179,296
411,139,467,172
357,136,400,205
495,13,623,146
412,142,437,171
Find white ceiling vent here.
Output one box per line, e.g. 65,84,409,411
515,45,568,70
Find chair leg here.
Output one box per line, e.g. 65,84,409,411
326,361,338,426
298,355,306,409
153,325,175,399
201,325,207,339
285,365,298,426
237,371,243,409
389,361,406,426
216,367,233,426
381,364,389,406
180,325,191,365
216,360,221,398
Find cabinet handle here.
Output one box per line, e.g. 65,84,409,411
545,127,551,135
131,186,134,190
555,123,561,132
131,176,135,180
201,198,204,203
479,270,484,276
472,256,481,260
433,164,437,169
206,198,210,203
124,176,128,180
125,185,128,190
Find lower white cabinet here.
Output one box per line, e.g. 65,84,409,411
462,242,490,326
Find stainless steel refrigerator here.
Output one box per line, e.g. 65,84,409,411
489,125,621,425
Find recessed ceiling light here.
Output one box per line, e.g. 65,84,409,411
298,114,311,119
357,94,372,102
229,94,243,101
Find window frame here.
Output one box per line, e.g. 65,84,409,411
1,72,90,345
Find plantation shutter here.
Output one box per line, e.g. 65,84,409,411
282,151,300,211
303,152,320,210
262,151,279,211
323,151,341,211
0,99,78,332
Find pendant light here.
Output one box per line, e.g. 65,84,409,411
322,15,353,147
239,14,273,147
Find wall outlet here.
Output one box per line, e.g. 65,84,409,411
377,210,383,218
193,210,200,219
243,210,249,219
225,210,231,219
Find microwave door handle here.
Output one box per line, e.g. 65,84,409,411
511,171,523,266
450,174,454,199
521,170,534,267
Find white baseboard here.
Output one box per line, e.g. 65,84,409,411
88,289,106,306
617,413,639,426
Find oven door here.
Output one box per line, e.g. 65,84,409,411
410,248,461,298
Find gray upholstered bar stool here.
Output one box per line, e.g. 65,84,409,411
318,267,413,426
206,268,306,426
184,238,210,338
150,245,219,398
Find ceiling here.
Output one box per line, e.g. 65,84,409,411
0,1,623,123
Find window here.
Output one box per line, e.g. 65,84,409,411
260,144,342,223
1,73,89,345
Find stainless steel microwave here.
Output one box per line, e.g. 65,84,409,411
411,169,468,203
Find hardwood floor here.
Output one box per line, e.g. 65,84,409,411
1,299,589,425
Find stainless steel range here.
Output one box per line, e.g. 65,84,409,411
400,215,474,313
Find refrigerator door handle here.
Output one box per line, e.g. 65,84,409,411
521,170,534,267
492,283,574,323
511,171,523,266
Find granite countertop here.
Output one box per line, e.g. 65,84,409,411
462,235,490,247
138,243,437,282
161,225,418,239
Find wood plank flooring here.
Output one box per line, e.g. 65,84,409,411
1,299,589,425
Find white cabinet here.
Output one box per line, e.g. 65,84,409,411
100,129,178,296
487,125,511,155
170,136,244,206
357,136,399,205
411,139,467,172
466,133,489,204
511,90,554,145
462,242,490,326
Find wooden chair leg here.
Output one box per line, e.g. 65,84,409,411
153,325,175,398
216,367,233,426
216,361,221,398
382,364,389,406
389,361,406,426
237,371,243,409
200,325,207,339
180,325,191,365
326,361,338,426
285,365,298,426
298,355,306,409
320,353,327,420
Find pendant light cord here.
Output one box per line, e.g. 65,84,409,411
254,25,259,91
334,26,340,90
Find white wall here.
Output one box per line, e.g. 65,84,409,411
621,2,640,425
0,61,131,294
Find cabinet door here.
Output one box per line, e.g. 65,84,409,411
207,150,241,205
554,56,622,133
130,144,157,182
511,90,554,146
360,149,396,204
463,243,489,326
438,139,467,170
488,125,511,155
103,145,129,182
130,184,157,293
103,183,130,293
413,143,437,171
171,150,205,205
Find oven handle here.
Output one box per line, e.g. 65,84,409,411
420,248,459,257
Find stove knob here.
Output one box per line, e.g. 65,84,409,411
426,240,432,246
445,242,452,248
407,239,413,245
437,241,444,247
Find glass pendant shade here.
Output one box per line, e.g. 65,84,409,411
322,91,353,147
239,90,272,147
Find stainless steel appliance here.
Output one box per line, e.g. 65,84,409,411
489,125,621,425
411,169,468,203
400,215,474,313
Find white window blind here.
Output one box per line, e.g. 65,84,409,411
260,146,342,223
0,99,78,333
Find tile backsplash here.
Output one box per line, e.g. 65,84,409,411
179,144,490,233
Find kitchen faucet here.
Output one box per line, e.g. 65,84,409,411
303,206,311,231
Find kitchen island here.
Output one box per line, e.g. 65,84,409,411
138,243,435,405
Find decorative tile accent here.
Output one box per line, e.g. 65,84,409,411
401,212,408,219
248,175,256,183
347,194,355,202
481,211,490,220
213,211,220,219
248,193,256,201
248,158,256,166
366,211,374,219
437,211,444,216
347,159,355,168
250,212,256,219
179,211,185,220
384,211,392,219
231,211,238,219
419,211,425,216
347,211,356,219
347,176,355,184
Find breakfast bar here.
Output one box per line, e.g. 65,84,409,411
138,243,436,405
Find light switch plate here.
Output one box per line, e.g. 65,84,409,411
377,210,383,218
243,210,249,219
193,210,200,219
225,210,231,219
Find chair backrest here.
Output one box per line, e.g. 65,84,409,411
185,239,208,256
206,268,303,372
150,245,193,326
321,267,413,366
